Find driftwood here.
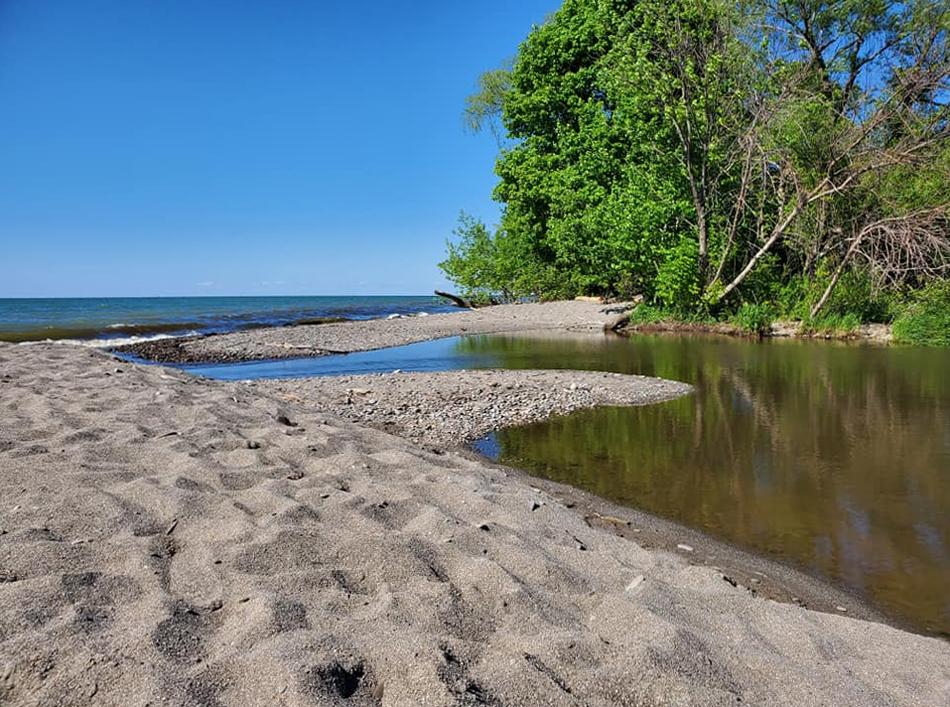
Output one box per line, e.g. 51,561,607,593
603,312,631,332
435,290,475,309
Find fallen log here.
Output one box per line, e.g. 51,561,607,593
435,290,474,309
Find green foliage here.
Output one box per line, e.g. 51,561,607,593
820,270,895,322
732,302,775,335
774,270,896,323
441,0,949,341
654,239,702,313
627,303,671,325
438,213,499,302
893,281,950,347
799,313,862,337
464,67,512,139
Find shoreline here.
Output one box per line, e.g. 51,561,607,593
2,305,948,704
111,299,941,635
115,300,632,364
110,300,903,367
255,369,902,634
621,318,894,344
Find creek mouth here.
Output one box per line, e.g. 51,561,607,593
131,332,950,638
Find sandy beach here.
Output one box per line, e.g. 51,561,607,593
2,304,949,706
119,300,632,363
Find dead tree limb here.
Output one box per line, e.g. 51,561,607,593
435,290,475,309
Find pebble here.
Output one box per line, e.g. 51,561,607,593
259,370,689,448
275,413,297,427
625,574,645,593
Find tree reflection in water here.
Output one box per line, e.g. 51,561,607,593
460,333,949,637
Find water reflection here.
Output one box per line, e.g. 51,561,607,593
462,334,949,637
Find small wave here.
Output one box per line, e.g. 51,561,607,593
1,321,209,343
17,332,199,349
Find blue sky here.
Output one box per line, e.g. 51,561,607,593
0,0,557,297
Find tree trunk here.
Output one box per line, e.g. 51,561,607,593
810,234,863,318
716,203,802,303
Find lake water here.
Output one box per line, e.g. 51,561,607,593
162,332,950,636
0,296,452,344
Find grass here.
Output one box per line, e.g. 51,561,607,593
730,302,775,336
798,312,862,337
892,282,950,346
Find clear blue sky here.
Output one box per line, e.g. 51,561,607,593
0,0,557,297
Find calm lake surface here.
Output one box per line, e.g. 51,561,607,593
465,334,949,637
178,332,949,636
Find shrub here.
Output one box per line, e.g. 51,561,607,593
892,281,950,347
654,239,701,314
732,302,775,335
627,304,671,325
800,312,862,336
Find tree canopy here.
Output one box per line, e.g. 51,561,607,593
440,0,949,334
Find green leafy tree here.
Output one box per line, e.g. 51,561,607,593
440,0,949,331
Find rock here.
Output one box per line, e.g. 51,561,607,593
275,413,297,427
676,543,694,553
246,440,261,450
625,575,645,593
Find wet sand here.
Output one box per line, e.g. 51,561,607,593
2,335,949,705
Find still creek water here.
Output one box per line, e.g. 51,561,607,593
183,333,949,636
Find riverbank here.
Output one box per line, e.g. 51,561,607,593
117,300,629,363
621,318,893,343
116,299,905,369
2,340,949,704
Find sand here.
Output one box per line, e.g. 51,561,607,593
119,300,632,363
257,369,691,447
2,338,949,706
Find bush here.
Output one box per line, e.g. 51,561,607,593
821,269,895,322
732,302,775,335
799,312,862,336
776,270,895,323
654,239,702,314
892,281,950,347
627,304,671,325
